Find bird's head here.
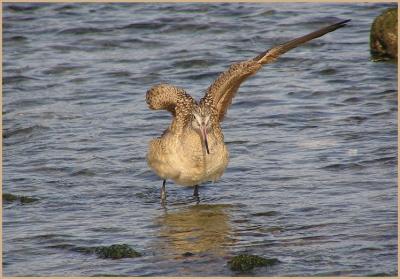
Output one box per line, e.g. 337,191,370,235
191,106,212,154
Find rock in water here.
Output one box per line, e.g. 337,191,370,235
228,254,279,272
94,244,141,259
370,8,398,59
3,193,19,202
3,193,39,204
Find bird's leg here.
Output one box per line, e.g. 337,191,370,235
193,185,199,197
193,185,200,204
161,180,166,204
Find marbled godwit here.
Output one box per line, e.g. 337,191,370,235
146,20,350,203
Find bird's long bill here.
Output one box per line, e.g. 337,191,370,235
201,127,210,154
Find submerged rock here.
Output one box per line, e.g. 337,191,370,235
20,196,39,204
182,251,195,257
370,8,398,60
3,193,18,202
228,254,279,272
71,244,141,259
95,244,141,259
3,193,39,204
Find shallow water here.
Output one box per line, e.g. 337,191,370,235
3,2,397,276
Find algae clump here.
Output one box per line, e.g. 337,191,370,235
20,196,39,204
3,193,19,202
3,193,38,204
94,244,141,259
370,7,398,59
228,254,279,272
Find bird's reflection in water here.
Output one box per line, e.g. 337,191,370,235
156,204,234,258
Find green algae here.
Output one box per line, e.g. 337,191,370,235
228,254,279,272
20,196,39,204
3,193,39,204
3,193,19,202
94,244,141,259
57,243,141,259
370,7,398,60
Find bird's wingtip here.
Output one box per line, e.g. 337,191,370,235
337,19,351,25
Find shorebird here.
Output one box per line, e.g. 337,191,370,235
146,19,350,203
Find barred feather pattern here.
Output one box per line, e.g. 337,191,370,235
146,84,196,132
201,19,350,122
200,61,261,121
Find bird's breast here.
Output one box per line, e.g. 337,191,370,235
147,130,229,186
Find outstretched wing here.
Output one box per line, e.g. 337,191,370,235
200,19,351,122
146,84,196,130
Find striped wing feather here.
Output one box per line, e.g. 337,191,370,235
146,84,196,130
201,19,350,122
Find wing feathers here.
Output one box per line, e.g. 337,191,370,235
254,19,351,64
146,84,196,131
201,19,350,122
146,84,195,115
205,61,261,121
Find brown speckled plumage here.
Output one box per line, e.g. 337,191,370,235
145,20,350,194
